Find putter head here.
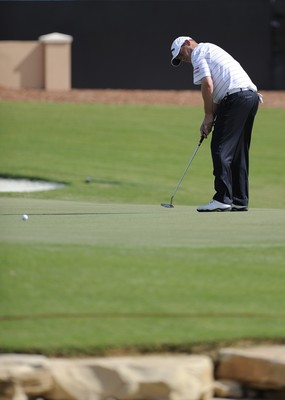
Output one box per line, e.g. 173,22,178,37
161,203,174,208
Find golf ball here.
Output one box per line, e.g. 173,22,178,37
22,214,29,221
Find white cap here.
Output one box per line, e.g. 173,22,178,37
171,36,192,66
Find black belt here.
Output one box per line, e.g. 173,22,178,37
226,88,251,96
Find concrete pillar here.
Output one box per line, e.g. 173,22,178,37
39,32,73,90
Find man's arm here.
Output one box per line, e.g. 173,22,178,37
200,76,215,138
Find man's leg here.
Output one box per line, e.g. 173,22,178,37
232,94,259,207
211,91,258,205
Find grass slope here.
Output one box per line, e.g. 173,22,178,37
0,102,284,207
0,101,284,354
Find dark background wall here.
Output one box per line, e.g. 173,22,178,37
0,0,284,90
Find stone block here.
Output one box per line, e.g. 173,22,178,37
0,354,214,400
50,355,213,400
216,346,285,390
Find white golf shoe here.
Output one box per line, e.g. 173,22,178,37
197,199,232,212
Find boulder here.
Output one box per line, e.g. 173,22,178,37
216,346,285,390
49,355,213,400
0,354,53,397
0,354,213,400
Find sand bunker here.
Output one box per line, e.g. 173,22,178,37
0,178,65,193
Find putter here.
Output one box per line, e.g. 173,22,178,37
161,136,204,208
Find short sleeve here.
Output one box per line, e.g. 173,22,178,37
192,56,211,85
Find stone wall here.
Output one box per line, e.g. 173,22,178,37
0,346,285,400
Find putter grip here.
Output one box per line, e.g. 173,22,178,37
199,136,205,145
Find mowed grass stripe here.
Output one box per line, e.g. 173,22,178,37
2,311,285,322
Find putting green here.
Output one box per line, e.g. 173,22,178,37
1,197,284,248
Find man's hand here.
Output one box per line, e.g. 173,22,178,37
200,114,214,138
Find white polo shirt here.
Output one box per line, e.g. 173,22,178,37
191,43,257,104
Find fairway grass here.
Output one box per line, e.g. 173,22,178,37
0,102,284,208
1,197,285,354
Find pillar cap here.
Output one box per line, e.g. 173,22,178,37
39,32,73,44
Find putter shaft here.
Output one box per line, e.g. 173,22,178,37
168,137,204,206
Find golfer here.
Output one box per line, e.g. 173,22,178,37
171,36,261,212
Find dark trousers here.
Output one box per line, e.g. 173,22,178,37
211,90,259,206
